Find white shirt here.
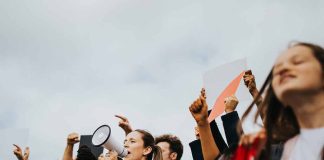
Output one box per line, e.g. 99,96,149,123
281,127,324,160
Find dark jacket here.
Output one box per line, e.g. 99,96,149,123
189,111,242,160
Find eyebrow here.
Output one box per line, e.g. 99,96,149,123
124,138,136,142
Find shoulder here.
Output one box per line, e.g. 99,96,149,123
281,135,300,160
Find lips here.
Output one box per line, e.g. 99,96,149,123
125,150,131,156
279,74,296,85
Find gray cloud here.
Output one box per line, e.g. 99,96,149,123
1,0,324,159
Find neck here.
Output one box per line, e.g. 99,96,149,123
287,91,324,129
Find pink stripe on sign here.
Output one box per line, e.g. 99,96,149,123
208,71,244,122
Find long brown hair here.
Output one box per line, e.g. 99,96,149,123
135,129,163,160
241,42,324,157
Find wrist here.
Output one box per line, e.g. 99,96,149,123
16,155,24,160
196,119,209,127
66,143,74,148
250,89,258,96
225,109,234,113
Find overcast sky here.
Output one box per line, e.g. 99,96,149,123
1,0,324,159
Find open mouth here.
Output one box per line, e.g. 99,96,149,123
125,150,131,157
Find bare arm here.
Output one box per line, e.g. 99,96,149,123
115,115,133,135
63,133,79,160
189,88,220,160
243,70,263,111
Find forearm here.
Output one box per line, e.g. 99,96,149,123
63,145,74,160
250,90,263,107
124,128,133,136
198,122,220,160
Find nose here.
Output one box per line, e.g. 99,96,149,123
124,141,129,148
276,62,292,76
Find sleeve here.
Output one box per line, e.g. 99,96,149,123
210,119,229,153
189,139,204,160
221,111,243,147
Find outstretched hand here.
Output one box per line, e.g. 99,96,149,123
189,88,209,126
13,144,30,160
115,115,133,135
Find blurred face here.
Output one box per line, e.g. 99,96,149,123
124,131,151,160
156,142,175,160
272,45,323,105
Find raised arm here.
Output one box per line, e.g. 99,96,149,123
115,115,133,135
222,95,243,147
63,132,80,160
13,144,30,160
189,88,220,160
243,70,263,108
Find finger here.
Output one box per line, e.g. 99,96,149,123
201,88,206,98
25,147,30,153
200,95,206,104
189,105,194,113
13,144,21,151
196,98,202,106
115,115,127,121
192,102,201,113
119,121,129,127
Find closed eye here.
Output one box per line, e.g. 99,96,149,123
293,59,304,65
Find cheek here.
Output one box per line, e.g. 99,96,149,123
300,68,323,88
272,77,280,92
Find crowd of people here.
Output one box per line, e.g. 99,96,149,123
12,42,324,160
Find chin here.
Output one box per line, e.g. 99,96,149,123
277,87,306,103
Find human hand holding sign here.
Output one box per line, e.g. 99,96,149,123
243,70,258,94
224,95,239,113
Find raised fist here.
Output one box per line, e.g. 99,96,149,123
67,132,80,145
189,88,209,126
224,95,239,113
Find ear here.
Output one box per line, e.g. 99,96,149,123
143,146,152,156
170,152,178,160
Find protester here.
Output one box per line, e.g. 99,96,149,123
238,42,324,160
63,132,97,160
155,134,183,160
189,90,244,160
189,88,220,160
13,144,30,160
189,109,229,160
124,129,163,160
116,114,183,160
115,115,133,136
222,95,243,148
